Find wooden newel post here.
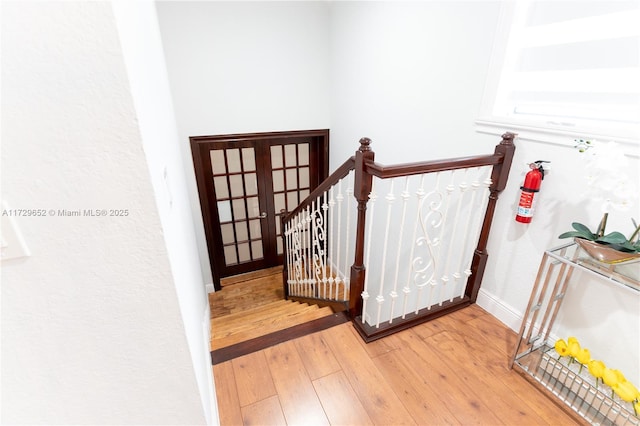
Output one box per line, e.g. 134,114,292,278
465,132,516,301
349,138,375,319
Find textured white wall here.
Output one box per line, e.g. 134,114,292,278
1,2,208,424
112,1,217,424
156,1,331,287
329,1,503,165
482,137,640,383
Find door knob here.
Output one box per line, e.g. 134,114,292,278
259,212,267,219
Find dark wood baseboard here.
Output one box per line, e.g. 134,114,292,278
352,297,471,343
210,311,350,365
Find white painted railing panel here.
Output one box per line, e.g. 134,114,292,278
361,167,493,328
284,170,357,302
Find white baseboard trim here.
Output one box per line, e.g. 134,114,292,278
475,288,523,333
201,304,217,425
206,283,215,294
477,288,563,358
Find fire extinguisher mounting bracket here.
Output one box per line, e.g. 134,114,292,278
531,160,551,180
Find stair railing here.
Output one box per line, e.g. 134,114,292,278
281,157,357,309
282,132,516,341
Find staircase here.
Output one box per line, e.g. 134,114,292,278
209,267,347,364
210,299,334,351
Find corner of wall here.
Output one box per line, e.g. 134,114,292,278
476,288,523,333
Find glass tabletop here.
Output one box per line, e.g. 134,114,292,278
546,241,640,292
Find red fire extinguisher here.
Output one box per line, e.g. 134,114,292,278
515,161,550,223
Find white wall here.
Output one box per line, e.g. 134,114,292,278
329,1,503,166
1,2,210,424
156,1,331,287
112,1,217,424
481,136,640,383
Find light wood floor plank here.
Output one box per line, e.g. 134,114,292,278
394,328,504,425
322,324,417,425
232,351,277,407
458,316,583,425
372,343,459,425
430,330,549,425
312,371,373,426
241,395,287,426
467,312,519,357
212,361,243,426
294,331,342,381
265,340,330,425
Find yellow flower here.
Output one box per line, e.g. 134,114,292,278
554,339,569,357
588,360,606,379
567,336,579,345
576,348,591,365
603,368,626,388
613,380,639,403
568,339,581,358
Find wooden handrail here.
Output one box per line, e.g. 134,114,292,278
283,156,355,222
364,153,505,179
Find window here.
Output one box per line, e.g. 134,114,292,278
477,1,640,145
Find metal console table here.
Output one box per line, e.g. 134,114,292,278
510,241,639,425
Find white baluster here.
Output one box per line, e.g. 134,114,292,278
389,178,409,323
306,205,314,297
459,169,492,299
439,169,468,306
376,180,395,327
362,179,377,325
335,179,344,299
425,173,444,308
285,222,292,295
297,213,305,296
343,176,353,301
406,175,425,317
451,167,480,302
321,191,329,299
328,185,336,299
313,195,326,298
293,214,304,296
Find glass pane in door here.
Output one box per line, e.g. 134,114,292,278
211,147,264,267
270,141,311,255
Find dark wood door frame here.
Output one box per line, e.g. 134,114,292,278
191,129,329,291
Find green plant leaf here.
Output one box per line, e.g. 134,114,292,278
571,222,596,239
559,231,587,239
596,232,628,245
559,222,596,240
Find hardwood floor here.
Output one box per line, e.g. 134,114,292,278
212,304,585,425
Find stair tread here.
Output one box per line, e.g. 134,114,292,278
211,304,334,350
212,302,318,336
211,300,299,325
